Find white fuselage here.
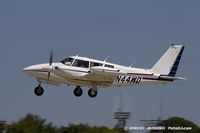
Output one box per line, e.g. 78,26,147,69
23,45,185,97
23,56,169,89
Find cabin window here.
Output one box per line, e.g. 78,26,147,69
72,59,89,68
105,64,114,68
90,62,103,67
61,57,74,66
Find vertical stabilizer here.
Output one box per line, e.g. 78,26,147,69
151,44,184,76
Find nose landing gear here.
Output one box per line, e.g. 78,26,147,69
34,85,44,96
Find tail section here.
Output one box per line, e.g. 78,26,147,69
150,44,185,77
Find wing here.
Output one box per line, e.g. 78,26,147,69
82,66,156,87
82,66,121,87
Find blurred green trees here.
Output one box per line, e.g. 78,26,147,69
8,114,57,133
1,114,121,133
1,114,199,133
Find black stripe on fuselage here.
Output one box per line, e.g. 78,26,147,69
24,70,49,73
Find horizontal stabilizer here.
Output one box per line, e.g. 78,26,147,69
159,75,186,80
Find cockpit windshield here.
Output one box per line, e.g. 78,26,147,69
61,57,74,66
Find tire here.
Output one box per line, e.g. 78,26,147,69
34,86,44,96
88,89,97,98
73,86,83,97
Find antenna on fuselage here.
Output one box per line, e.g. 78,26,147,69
104,56,109,62
129,62,135,68
129,63,133,68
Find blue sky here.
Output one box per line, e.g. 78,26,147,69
0,0,199,128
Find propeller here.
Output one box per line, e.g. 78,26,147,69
48,50,53,80
49,50,53,66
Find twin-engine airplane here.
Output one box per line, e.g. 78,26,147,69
23,44,185,98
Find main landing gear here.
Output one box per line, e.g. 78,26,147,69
73,86,98,98
73,86,83,97
88,88,97,98
34,84,44,96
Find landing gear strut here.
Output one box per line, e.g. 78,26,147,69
73,86,83,97
88,88,97,98
34,84,44,96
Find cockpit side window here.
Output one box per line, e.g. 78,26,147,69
90,62,103,67
61,57,74,66
105,64,114,68
72,59,89,68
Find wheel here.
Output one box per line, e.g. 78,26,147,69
73,86,83,97
88,89,97,98
34,86,44,96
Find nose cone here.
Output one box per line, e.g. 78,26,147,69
23,63,54,81
23,64,48,75
23,66,32,71
23,65,41,71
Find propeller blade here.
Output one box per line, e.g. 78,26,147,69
49,50,53,66
48,50,53,81
48,72,50,80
